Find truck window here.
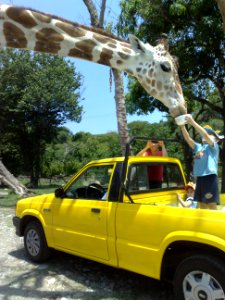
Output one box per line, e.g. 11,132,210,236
127,162,184,193
64,164,114,200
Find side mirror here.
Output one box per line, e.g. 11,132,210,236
55,187,65,198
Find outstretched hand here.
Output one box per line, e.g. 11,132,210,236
185,114,194,124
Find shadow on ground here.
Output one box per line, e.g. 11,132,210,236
2,247,174,300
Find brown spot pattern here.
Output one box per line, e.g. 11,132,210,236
159,92,164,98
4,22,27,48
98,48,113,66
7,7,37,28
157,81,162,90
35,28,64,53
93,33,115,45
57,22,86,38
118,52,129,60
69,48,93,61
122,47,132,54
120,41,130,48
108,43,117,49
151,89,157,97
32,11,51,24
148,69,154,77
76,39,97,56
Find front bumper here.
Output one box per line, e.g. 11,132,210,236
12,216,23,236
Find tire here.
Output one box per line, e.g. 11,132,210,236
24,220,51,262
173,254,225,300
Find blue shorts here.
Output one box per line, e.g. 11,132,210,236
194,174,220,204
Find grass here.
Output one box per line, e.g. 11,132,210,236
0,178,66,207
0,192,20,207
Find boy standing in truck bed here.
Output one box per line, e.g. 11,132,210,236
179,114,224,210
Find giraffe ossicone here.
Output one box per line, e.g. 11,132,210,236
0,5,187,117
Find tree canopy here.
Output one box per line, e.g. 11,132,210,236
0,49,83,187
118,0,224,117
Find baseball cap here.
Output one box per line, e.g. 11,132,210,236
203,125,224,140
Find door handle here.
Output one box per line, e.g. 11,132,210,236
91,208,101,213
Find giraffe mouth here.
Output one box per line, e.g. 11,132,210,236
169,105,187,118
167,96,187,118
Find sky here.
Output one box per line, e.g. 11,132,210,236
3,0,164,134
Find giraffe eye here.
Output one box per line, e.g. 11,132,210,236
160,62,171,72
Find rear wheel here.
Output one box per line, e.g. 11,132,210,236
173,255,225,300
24,220,51,262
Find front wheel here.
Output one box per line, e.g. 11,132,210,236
173,255,225,300
24,220,51,262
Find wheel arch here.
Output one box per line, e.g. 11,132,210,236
161,240,225,282
20,215,43,236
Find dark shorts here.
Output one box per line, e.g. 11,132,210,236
194,174,220,204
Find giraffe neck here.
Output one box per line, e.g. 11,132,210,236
0,5,136,73
0,5,187,117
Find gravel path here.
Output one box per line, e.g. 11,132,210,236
0,207,174,300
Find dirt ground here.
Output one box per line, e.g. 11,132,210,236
0,207,174,300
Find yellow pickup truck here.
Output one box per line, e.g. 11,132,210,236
12,142,225,300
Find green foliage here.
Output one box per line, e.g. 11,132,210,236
128,120,184,161
41,121,186,178
42,130,121,177
0,49,83,185
118,0,224,117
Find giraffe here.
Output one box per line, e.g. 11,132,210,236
0,5,187,117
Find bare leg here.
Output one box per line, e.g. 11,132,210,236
207,202,217,210
198,203,208,209
198,202,217,210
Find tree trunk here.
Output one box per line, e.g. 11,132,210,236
0,159,29,196
83,0,99,27
215,0,225,32
112,68,129,154
82,0,130,155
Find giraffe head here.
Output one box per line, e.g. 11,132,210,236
128,34,186,117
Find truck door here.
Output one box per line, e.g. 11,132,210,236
52,164,115,261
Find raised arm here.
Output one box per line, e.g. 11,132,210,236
136,141,151,156
180,125,195,150
185,114,214,146
158,141,168,156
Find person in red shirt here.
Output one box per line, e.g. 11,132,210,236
137,140,167,188
137,140,167,157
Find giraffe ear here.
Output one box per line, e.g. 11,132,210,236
128,34,154,56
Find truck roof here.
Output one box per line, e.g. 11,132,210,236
85,156,182,165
